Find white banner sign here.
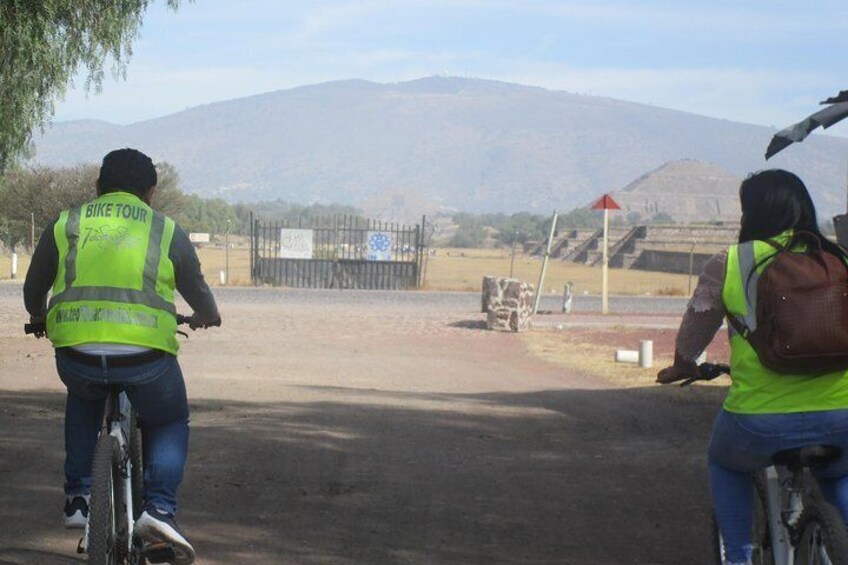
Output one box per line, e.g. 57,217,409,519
366,231,393,261
279,229,313,259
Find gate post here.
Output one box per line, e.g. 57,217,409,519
249,211,254,286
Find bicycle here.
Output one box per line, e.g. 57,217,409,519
26,313,206,565
683,362,848,564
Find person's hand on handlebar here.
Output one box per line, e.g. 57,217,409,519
656,352,699,384
188,313,222,330
28,315,47,339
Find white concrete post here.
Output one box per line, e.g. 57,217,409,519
639,340,653,368
11,253,18,280
615,350,639,363
219,270,226,285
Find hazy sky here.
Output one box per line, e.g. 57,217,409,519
52,0,848,134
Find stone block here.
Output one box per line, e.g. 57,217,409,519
482,276,534,332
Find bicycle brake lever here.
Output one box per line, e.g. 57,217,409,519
679,376,699,387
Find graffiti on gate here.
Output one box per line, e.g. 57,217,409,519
279,229,313,259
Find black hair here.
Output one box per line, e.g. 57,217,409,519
738,169,846,259
96,148,157,198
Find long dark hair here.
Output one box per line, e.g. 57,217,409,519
738,169,846,259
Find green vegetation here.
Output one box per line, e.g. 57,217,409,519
248,200,365,225
0,163,365,251
0,1,185,169
446,207,677,248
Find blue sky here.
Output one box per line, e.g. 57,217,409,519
53,0,848,134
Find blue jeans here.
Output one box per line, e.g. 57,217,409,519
56,348,190,515
708,409,848,562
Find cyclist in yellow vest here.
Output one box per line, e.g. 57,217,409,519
23,148,220,565
657,169,848,565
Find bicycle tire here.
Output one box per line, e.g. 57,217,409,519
794,499,848,565
712,471,774,564
129,410,143,518
88,435,125,565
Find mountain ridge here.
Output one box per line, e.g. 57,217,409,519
31,76,848,220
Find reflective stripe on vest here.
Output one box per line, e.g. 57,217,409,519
726,241,759,338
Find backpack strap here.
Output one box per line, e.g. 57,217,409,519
763,238,785,252
726,314,751,339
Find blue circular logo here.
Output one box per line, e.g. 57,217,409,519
369,233,391,252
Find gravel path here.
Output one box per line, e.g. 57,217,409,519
0,285,718,565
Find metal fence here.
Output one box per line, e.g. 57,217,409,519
250,214,424,289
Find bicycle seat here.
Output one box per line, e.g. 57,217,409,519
771,445,842,471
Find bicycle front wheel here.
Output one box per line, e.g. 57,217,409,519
712,471,774,565
88,435,126,565
795,500,848,565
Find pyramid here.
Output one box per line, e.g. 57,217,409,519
609,159,741,223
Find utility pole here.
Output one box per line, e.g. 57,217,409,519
509,230,518,278
225,219,231,286
30,212,35,252
533,210,558,315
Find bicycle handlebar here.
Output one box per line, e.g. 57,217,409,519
24,322,46,335
24,313,220,335
679,362,731,387
177,314,221,328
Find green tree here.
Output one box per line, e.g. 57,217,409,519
0,160,197,251
0,0,184,169
448,224,486,248
0,163,97,251
150,161,188,222
493,212,546,246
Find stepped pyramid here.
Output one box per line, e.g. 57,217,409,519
609,160,741,224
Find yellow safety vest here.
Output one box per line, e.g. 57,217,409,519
722,230,848,413
46,192,179,354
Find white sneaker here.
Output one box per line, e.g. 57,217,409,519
134,507,196,565
63,495,89,529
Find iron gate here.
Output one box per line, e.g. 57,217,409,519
250,214,424,289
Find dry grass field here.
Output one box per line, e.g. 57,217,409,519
422,247,696,295
2,245,700,296
520,327,731,391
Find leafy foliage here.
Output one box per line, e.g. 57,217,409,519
0,162,368,251
448,209,607,248
0,163,97,250
445,206,686,248
249,200,364,225
0,0,183,168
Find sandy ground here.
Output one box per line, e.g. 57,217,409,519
0,286,726,564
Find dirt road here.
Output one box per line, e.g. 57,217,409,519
0,286,722,564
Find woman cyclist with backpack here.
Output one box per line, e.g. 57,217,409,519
657,169,848,565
